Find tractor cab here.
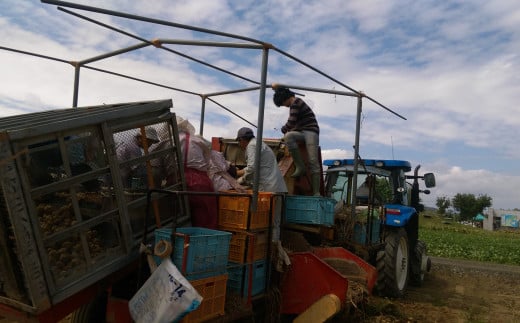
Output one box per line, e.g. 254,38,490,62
324,158,436,212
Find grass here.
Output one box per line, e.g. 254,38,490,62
418,211,520,266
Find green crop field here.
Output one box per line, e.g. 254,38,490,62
419,211,520,266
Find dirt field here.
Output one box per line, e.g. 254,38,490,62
2,257,520,323
352,257,520,323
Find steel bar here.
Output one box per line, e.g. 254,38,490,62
0,45,69,64
59,7,260,84
206,98,256,128
42,0,266,44
159,39,263,49
82,65,199,96
204,86,261,98
272,83,358,97
273,47,406,120
251,47,271,208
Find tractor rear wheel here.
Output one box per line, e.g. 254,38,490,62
376,227,409,298
410,240,430,286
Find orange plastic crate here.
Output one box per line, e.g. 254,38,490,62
218,192,272,230
182,273,228,323
226,229,268,263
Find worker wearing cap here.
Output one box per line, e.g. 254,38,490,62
235,127,287,193
273,86,321,196
116,126,159,188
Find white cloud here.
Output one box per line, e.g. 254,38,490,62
1,0,519,209
423,164,520,210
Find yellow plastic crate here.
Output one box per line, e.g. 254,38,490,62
182,273,228,323
226,229,268,263
218,192,272,230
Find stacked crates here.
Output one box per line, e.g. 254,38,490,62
154,227,232,322
218,191,272,300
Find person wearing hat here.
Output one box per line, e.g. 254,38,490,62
273,86,321,196
235,127,287,193
116,126,160,188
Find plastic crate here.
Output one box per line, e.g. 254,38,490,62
226,229,268,263
218,191,272,230
154,227,231,280
284,195,336,226
182,273,228,323
353,219,381,244
227,260,267,298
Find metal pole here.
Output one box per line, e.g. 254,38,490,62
82,65,198,96
79,43,150,65
273,47,406,120
205,86,260,98
0,45,69,64
58,7,261,85
272,83,357,97
200,96,206,136
348,95,363,229
42,0,266,44
41,2,408,122
206,98,256,128
274,82,406,120
72,64,80,107
159,39,263,49
251,46,270,209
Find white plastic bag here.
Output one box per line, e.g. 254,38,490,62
129,258,203,323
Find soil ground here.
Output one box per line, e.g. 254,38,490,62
2,257,520,323
350,257,520,323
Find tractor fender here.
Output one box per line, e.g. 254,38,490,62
383,204,417,227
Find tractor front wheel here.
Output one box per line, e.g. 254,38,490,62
376,227,409,298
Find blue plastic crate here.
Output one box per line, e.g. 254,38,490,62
154,227,232,280
284,195,336,226
353,219,381,244
227,260,267,297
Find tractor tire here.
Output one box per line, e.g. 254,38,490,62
375,227,409,298
410,240,427,286
70,292,107,323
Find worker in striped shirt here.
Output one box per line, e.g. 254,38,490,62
273,86,321,196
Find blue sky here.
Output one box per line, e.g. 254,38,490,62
1,0,519,209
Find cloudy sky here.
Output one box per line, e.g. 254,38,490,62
1,0,519,209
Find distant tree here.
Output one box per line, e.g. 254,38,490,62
436,196,451,215
451,193,492,221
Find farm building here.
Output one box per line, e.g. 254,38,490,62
483,209,520,231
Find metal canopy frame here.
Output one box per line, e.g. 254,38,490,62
1,0,407,204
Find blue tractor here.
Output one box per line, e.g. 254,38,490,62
323,158,436,297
